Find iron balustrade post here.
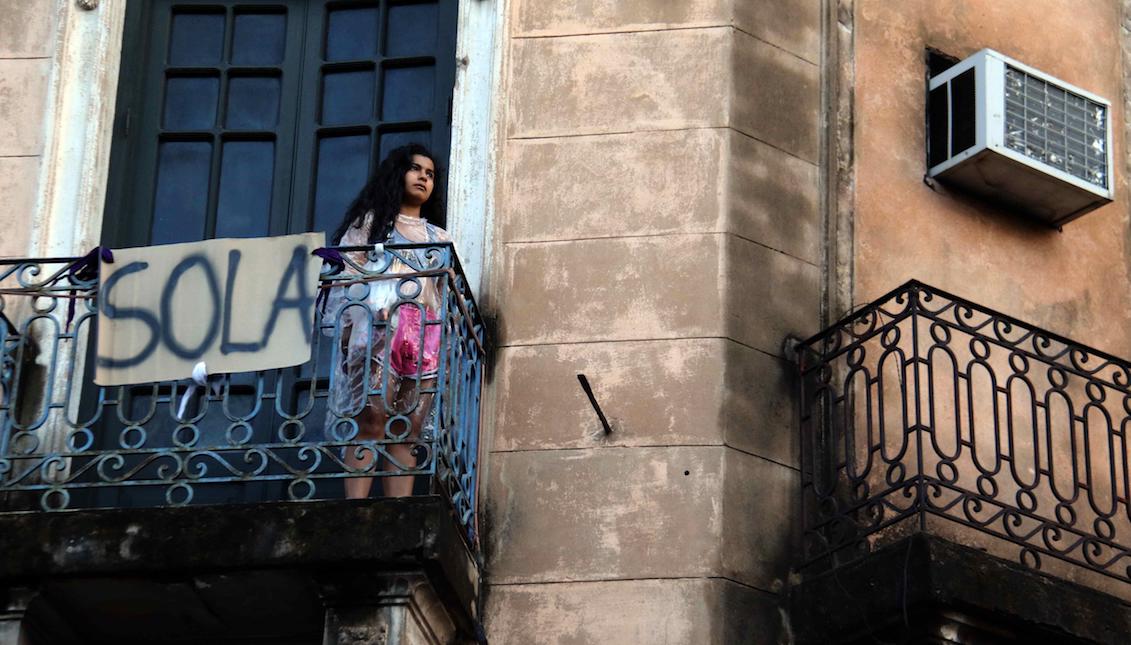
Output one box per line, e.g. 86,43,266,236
910,283,926,533
797,339,811,564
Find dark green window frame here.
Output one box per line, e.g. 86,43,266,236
103,0,458,248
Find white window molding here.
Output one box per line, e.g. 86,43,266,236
446,0,506,296
32,0,127,258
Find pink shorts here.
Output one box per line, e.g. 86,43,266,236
384,304,441,378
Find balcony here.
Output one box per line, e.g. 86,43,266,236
792,281,1131,644
0,242,486,643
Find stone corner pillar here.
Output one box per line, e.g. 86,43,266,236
320,573,470,645
0,587,36,645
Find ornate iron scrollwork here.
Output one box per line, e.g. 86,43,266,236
0,243,485,546
799,280,1131,584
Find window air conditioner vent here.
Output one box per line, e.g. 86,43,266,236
926,49,1113,226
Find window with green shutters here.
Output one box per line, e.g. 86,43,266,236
89,0,458,507
103,0,458,247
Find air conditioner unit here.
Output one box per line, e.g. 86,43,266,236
927,49,1113,226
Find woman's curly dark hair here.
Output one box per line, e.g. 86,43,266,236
331,144,445,245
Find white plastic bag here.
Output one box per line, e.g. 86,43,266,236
363,243,400,314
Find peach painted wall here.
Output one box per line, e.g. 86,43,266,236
853,0,1131,356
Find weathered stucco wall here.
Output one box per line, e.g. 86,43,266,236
0,0,57,257
853,0,1131,356
844,0,1131,607
483,0,821,642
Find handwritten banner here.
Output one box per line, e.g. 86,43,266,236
95,232,325,386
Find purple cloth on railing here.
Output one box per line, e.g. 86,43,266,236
66,246,114,331
312,247,345,273
68,246,114,282
311,247,346,312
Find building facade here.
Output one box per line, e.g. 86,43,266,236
1,0,1131,643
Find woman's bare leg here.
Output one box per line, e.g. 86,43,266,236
381,377,436,498
343,405,387,499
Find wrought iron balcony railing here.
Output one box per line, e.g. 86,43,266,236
0,242,485,545
799,281,1131,585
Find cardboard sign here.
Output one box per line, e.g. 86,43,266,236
95,232,325,386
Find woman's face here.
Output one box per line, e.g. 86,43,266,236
402,154,435,206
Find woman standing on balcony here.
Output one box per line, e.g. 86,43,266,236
327,144,450,499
